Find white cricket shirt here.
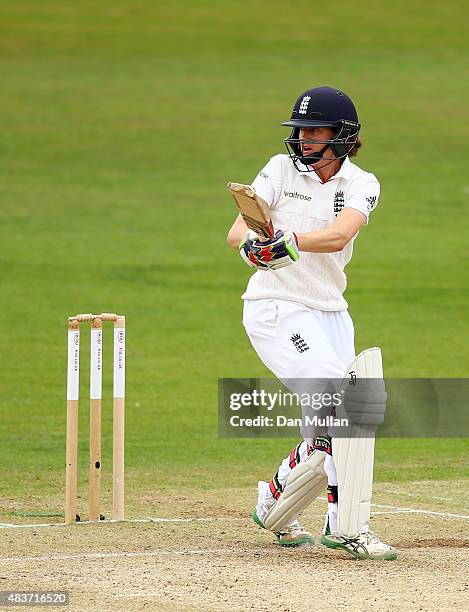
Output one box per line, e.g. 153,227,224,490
241,154,380,311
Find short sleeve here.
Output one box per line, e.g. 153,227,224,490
344,178,380,224
251,155,284,208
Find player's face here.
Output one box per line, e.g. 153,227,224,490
299,127,336,156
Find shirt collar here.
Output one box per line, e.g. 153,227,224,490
298,156,354,182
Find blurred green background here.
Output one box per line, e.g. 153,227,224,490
1,0,468,519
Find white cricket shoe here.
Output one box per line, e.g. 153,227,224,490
321,524,397,560
252,481,315,547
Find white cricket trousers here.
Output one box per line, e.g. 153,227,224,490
243,298,356,533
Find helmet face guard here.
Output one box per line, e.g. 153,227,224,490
281,86,361,173
284,120,360,171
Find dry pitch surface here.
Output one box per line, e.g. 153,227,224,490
1,481,468,612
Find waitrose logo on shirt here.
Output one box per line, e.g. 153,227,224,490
283,190,312,201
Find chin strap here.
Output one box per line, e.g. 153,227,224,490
299,143,330,165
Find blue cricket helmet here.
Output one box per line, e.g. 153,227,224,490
282,86,361,170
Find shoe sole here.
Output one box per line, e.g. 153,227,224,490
251,509,265,529
277,535,315,547
320,535,398,560
252,509,314,547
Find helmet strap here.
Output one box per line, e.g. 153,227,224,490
299,143,330,165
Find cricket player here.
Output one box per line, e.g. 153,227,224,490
227,86,397,560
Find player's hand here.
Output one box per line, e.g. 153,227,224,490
239,229,300,271
239,230,270,270
251,230,300,270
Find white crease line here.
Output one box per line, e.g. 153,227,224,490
381,490,454,502
116,593,175,599
0,548,253,563
317,497,469,520
370,502,469,519
1,502,468,531
0,517,246,530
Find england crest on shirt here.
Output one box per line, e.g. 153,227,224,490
334,191,345,216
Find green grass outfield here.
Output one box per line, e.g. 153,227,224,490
1,1,468,517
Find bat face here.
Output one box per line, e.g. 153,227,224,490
227,182,275,239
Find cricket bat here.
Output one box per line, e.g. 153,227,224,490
227,182,275,240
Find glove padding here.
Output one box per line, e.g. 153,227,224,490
239,229,299,271
239,230,270,270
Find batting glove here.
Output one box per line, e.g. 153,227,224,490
251,230,300,270
239,230,270,270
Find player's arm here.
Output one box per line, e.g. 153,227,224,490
227,213,249,249
297,208,367,253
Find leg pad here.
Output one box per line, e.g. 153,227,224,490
264,451,327,531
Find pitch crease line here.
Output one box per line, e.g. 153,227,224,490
317,497,469,520
0,548,252,563
370,502,469,519
0,517,246,529
1,503,468,531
